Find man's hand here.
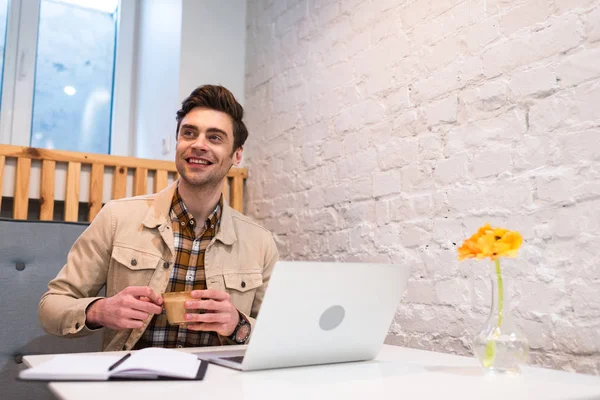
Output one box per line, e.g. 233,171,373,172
184,289,239,337
86,286,163,330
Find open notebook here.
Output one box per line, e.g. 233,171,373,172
19,347,207,381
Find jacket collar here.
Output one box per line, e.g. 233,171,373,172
142,180,237,246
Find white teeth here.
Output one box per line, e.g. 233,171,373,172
189,159,209,165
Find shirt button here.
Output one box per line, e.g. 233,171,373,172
186,276,193,281
177,345,183,349
211,224,214,228
180,221,185,226
131,259,137,266
163,261,170,269
190,220,195,225
241,281,246,288
75,322,80,329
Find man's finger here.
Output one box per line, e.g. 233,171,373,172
122,309,152,322
126,286,163,305
130,298,163,315
190,289,229,301
185,312,228,324
186,322,223,332
184,299,225,312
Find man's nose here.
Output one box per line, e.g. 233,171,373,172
190,134,209,151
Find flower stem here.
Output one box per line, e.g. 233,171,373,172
495,259,504,328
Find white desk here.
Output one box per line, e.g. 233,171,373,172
23,345,600,400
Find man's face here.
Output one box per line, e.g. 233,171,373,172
175,107,242,189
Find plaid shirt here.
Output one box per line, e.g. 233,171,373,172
134,188,223,349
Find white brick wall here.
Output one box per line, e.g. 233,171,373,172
245,0,600,375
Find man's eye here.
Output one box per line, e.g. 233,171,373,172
210,135,222,141
182,130,194,137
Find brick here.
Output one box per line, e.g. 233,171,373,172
340,201,376,227
530,81,600,133
585,6,600,42
516,280,569,314
572,281,600,317
392,110,423,137
376,200,390,226
399,223,432,247
509,66,557,98
313,1,340,27
462,17,501,53
399,0,430,30
410,193,435,216
499,0,553,36
421,35,462,74
472,147,512,178
461,80,509,112
401,164,435,192
374,170,403,197
389,195,416,221
434,154,469,184
513,136,551,171
435,279,471,306
555,0,597,13
322,138,342,160
412,63,462,102
536,174,576,203
404,279,437,304
483,15,583,77
445,109,527,155
553,208,582,239
424,94,458,125
419,134,443,160
377,138,419,171
557,46,600,87
558,129,600,163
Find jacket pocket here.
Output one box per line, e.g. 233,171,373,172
111,246,161,270
223,271,263,316
108,246,162,296
223,271,263,293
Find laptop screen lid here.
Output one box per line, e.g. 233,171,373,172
237,260,411,371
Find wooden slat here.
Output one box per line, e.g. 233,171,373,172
0,155,4,211
65,162,81,222
154,170,168,193
13,157,32,219
40,160,55,220
222,177,229,201
0,144,177,171
229,175,244,213
112,166,127,200
88,163,104,222
133,167,148,196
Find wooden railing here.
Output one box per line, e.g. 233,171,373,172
0,145,248,222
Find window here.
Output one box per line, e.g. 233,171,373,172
30,0,118,153
0,0,9,107
0,0,134,154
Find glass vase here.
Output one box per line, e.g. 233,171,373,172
473,260,529,374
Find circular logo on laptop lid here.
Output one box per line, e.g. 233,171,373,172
319,305,345,331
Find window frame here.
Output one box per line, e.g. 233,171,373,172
0,0,136,155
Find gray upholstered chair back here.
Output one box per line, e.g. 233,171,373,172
0,219,103,399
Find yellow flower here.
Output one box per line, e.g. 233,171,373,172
457,224,523,261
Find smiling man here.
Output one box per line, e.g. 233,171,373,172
38,85,279,351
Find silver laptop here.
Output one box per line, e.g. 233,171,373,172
203,260,411,371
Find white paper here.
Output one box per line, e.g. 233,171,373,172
19,354,120,380
19,348,200,381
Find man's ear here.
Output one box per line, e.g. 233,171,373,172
232,146,243,167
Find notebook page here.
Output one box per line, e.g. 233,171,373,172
19,354,121,381
111,348,200,379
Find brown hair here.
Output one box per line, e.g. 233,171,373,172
176,85,248,151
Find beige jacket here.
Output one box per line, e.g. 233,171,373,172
39,181,279,351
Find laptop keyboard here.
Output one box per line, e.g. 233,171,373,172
222,356,245,364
